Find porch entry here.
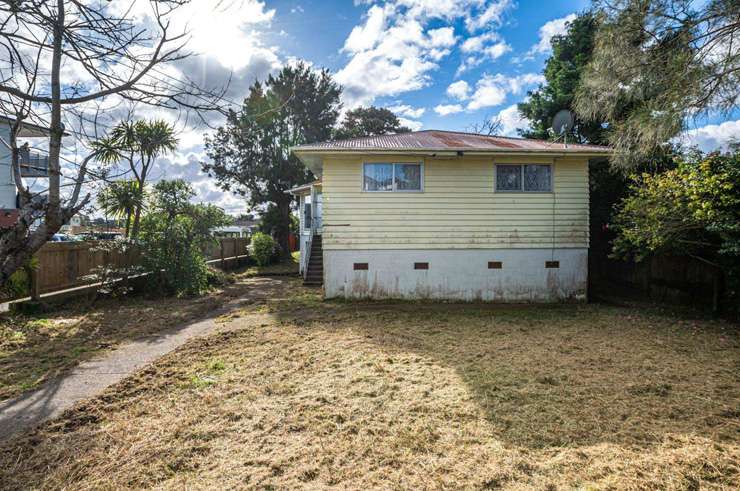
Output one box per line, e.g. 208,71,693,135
302,188,322,236
297,184,323,284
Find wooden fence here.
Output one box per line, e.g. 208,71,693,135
27,237,249,297
590,254,724,312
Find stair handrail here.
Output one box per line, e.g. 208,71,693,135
303,232,313,280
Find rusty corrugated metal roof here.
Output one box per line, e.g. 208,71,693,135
293,130,610,153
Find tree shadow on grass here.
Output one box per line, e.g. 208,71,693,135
0,281,736,489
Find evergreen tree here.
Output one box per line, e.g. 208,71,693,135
575,0,740,168
518,13,605,144
203,62,341,255
334,106,410,140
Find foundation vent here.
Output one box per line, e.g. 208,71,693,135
545,261,560,269
488,261,502,269
353,263,369,271
414,262,429,270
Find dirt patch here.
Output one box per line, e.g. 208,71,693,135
0,286,738,489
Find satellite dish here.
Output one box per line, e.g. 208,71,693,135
552,109,574,136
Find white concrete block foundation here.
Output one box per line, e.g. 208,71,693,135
324,248,588,302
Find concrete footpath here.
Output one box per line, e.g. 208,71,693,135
0,308,231,441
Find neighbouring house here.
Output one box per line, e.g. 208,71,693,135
290,130,611,301
212,215,261,238
0,115,52,228
59,213,89,235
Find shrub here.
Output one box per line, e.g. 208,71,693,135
250,232,277,266
1,259,37,299
612,149,740,312
206,266,234,287
139,180,230,296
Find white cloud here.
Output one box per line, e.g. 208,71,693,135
393,0,461,19
446,80,470,100
528,13,576,56
428,27,457,48
465,0,513,31
336,0,515,108
399,117,424,131
55,0,284,216
336,6,449,107
434,103,464,116
461,32,495,52
466,73,544,111
388,104,426,118
112,0,278,71
485,41,511,59
681,119,740,152
495,104,530,136
343,4,389,53
457,32,511,74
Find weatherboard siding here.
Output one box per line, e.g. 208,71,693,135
321,155,590,250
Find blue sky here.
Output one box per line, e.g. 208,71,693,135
243,0,736,136
264,0,593,133
75,0,739,214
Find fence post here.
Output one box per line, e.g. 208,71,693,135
30,265,41,301
712,267,722,315
641,259,652,299
220,240,225,270
67,245,78,288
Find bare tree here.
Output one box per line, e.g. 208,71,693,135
0,0,225,287
465,115,503,136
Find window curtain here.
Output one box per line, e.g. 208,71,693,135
363,163,393,191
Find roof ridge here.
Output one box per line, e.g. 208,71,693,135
419,129,607,148
322,131,407,144
292,129,612,153
312,129,608,149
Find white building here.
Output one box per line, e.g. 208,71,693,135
290,130,612,301
0,115,52,227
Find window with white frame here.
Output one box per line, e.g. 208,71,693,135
495,164,552,192
363,163,423,192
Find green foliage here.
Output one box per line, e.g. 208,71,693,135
96,119,178,237
98,119,178,164
139,180,231,296
290,213,299,234
1,258,37,299
97,180,144,238
203,62,341,254
334,106,411,140
519,12,607,144
259,203,298,238
612,150,740,305
612,152,740,260
205,267,234,288
249,232,277,267
575,0,740,168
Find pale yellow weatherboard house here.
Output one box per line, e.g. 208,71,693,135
290,130,611,302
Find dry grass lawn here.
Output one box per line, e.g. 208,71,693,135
0,277,738,489
0,266,296,401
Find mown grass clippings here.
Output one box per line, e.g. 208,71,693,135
0,276,738,489
0,270,289,401
241,255,300,278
